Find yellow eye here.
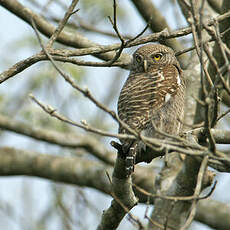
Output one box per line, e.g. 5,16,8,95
135,54,142,63
152,53,162,61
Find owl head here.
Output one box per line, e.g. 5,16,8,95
131,44,181,74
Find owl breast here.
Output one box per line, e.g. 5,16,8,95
118,65,184,136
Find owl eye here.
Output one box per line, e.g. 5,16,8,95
135,54,142,63
152,53,162,61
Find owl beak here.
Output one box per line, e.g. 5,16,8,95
143,60,148,72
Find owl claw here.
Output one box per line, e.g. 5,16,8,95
125,145,136,177
125,156,134,177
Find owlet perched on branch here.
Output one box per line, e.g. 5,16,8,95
117,44,185,176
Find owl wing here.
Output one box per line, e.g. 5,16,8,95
149,65,185,135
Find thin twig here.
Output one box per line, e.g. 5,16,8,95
180,155,209,230
106,0,149,66
29,94,135,140
133,178,216,202
30,16,139,140
217,108,230,121
1,11,230,84
47,0,79,47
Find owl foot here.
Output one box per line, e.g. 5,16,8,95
125,144,137,177
110,141,136,177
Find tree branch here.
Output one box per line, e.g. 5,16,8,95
0,147,111,194
196,199,230,230
0,114,114,165
46,0,79,48
0,147,229,229
1,8,230,83
0,0,130,63
97,156,138,230
130,0,189,68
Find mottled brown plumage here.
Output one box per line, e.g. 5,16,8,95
117,44,185,176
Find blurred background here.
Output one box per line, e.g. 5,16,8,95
0,0,229,229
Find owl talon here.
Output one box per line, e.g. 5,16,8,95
125,156,134,176
125,167,134,177
125,146,136,177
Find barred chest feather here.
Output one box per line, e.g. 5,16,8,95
118,65,185,135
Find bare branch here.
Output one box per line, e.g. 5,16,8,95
29,93,135,140
97,155,138,230
0,114,114,165
180,155,209,230
1,9,230,84
196,199,230,230
0,0,130,63
47,0,79,47
0,147,111,193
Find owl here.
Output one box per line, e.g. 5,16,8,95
117,44,185,176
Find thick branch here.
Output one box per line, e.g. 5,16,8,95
0,0,130,63
97,156,138,230
148,154,203,230
207,0,222,13
0,147,229,229
196,199,230,230
0,114,114,165
0,146,149,201
0,147,111,194
1,10,230,83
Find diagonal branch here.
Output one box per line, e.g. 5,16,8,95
47,0,79,47
0,0,130,63
1,10,230,83
29,94,135,141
